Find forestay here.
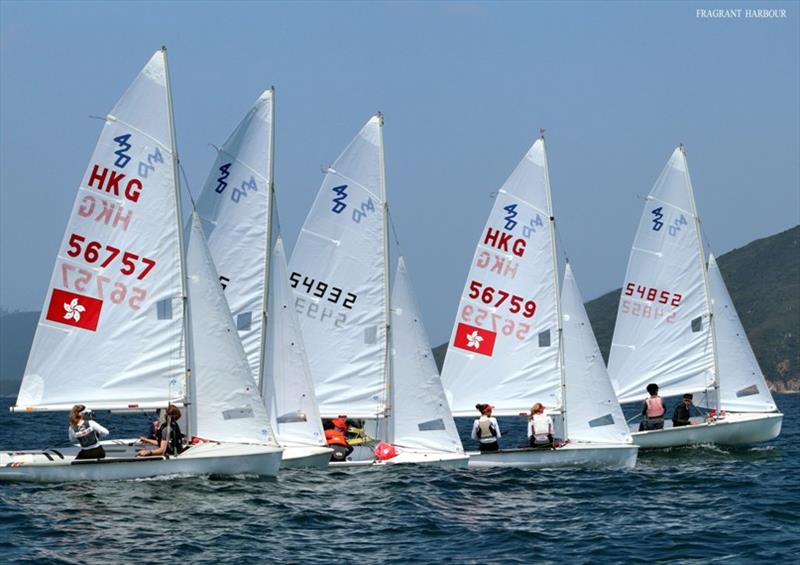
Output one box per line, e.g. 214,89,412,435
187,214,275,444
389,258,463,452
561,264,631,444
608,146,715,404
708,254,777,413
194,89,273,387
16,50,185,411
288,115,388,418
262,237,326,446
441,138,560,417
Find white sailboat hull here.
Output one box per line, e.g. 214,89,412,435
632,411,783,449
331,449,469,469
280,444,332,469
467,443,638,469
0,441,283,482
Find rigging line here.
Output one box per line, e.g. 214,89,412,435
386,208,402,251
179,160,197,210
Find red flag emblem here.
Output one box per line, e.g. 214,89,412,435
453,323,497,357
45,289,103,332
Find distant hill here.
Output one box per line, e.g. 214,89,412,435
434,226,800,391
0,310,39,397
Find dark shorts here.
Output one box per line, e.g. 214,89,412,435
640,418,664,431
75,446,106,460
479,441,499,452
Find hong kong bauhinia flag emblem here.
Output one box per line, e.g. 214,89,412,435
46,289,103,331
453,323,497,357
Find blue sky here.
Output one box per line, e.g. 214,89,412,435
1,1,798,344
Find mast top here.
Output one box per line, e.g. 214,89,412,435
539,128,546,140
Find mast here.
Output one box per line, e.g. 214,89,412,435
681,144,721,414
257,87,276,398
377,112,393,443
162,46,193,436
541,133,568,438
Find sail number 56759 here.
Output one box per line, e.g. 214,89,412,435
468,280,536,318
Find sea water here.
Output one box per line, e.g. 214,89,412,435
1,395,798,562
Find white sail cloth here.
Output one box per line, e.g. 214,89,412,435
194,89,273,387
187,214,275,444
288,115,388,418
16,50,185,411
708,254,777,412
441,138,560,416
389,258,463,452
262,237,326,446
608,147,715,404
561,264,632,444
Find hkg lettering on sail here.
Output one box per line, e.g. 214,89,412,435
475,251,518,279
483,227,526,257
77,195,133,231
87,164,142,203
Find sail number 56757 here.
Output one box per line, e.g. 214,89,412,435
468,280,536,318
66,233,156,281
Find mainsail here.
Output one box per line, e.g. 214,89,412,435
441,138,561,417
608,146,715,404
15,50,186,411
708,254,777,412
186,214,275,444
561,264,631,444
194,89,273,386
389,258,463,453
288,115,388,418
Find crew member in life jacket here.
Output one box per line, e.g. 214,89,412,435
137,405,185,457
471,403,501,452
68,404,110,460
639,383,667,431
323,419,353,462
528,403,554,448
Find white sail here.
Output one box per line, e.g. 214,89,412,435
708,254,777,412
441,138,560,417
16,50,186,411
561,264,632,444
194,89,273,387
262,237,327,446
608,146,715,404
187,214,275,444
389,257,463,452
288,115,387,418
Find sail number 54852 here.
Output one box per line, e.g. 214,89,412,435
468,280,536,318
624,282,682,306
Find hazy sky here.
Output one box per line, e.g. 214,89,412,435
1,1,798,344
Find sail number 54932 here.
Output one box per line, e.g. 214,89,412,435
468,280,536,318
290,272,357,309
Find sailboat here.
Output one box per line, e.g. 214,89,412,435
288,115,467,467
0,49,283,481
194,89,331,468
440,136,637,468
607,145,783,448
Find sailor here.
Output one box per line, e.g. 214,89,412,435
68,404,109,460
471,403,501,452
137,405,185,457
323,420,353,462
640,383,666,431
672,393,694,427
527,403,554,448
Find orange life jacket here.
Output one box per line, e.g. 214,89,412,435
331,417,348,433
325,429,348,447
646,396,665,418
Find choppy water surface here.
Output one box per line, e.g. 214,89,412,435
1,395,798,563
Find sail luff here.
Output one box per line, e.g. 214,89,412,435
377,113,393,442
258,87,277,397
681,145,721,413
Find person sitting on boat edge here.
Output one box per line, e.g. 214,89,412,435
138,409,163,446
672,394,695,427
471,403,501,452
137,405,185,457
639,383,666,431
69,405,110,460
528,403,554,448
322,419,353,462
